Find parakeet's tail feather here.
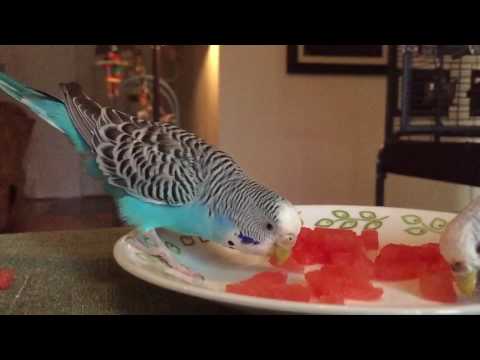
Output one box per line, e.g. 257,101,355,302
0,72,89,153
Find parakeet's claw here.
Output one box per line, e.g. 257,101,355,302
129,229,203,284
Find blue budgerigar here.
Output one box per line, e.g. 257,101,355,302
0,73,301,266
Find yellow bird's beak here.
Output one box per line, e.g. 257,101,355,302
455,271,478,297
274,244,292,265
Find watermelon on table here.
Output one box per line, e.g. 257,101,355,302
0,268,15,290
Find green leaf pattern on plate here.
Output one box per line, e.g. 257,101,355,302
406,227,429,236
316,210,389,231
401,215,422,225
340,220,358,229
316,209,449,235
401,214,449,236
332,210,350,219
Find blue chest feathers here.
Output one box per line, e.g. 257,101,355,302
116,195,236,243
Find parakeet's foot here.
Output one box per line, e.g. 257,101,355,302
129,229,204,284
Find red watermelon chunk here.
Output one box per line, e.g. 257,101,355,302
305,265,383,302
292,227,364,265
267,284,313,302
316,294,345,305
226,272,287,298
0,268,15,290
292,227,328,265
361,230,379,251
292,227,326,265
416,243,452,275
226,272,312,302
330,251,375,280
242,271,287,286
226,227,458,305
374,244,424,281
315,228,360,254
330,252,355,266
419,271,457,304
374,243,454,282
351,252,375,280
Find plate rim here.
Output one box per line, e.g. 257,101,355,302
113,205,480,315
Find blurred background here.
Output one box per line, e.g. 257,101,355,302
0,45,477,234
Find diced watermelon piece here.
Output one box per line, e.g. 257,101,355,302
269,255,305,273
0,269,15,290
330,251,374,280
315,228,362,255
361,230,379,251
351,252,375,280
330,252,355,266
316,294,345,305
267,284,312,302
293,227,366,266
416,243,452,276
306,266,346,298
374,244,424,281
242,271,288,286
305,264,382,301
374,243,454,282
226,272,311,302
292,227,328,265
342,281,384,301
226,283,258,297
419,271,457,304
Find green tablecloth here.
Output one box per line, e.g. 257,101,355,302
0,228,240,315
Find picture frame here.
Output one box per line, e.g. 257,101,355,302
287,45,389,75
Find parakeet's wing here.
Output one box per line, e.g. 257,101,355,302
60,82,203,206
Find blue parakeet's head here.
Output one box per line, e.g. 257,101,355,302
224,199,302,262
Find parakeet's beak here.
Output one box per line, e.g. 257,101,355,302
273,233,297,264
455,271,478,297
273,244,292,265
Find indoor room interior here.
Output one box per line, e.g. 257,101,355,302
2,45,480,315
1,45,476,234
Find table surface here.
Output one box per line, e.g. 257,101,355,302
0,227,242,315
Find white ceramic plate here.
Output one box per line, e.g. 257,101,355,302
113,205,480,315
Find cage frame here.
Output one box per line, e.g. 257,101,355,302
376,45,480,206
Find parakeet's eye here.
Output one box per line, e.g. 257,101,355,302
452,262,466,273
476,243,480,255
266,223,274,231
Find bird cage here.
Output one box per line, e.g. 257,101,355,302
376,45,480,206
392,45,480,140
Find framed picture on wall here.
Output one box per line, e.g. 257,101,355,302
287,45,389,75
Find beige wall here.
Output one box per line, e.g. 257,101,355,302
176,45,219,145
217,45,473,213
0,45,474,212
